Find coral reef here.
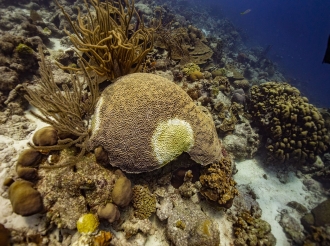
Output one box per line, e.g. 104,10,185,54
154,25,213,65
97,203,120,223
199,157,238,208
16,148,42,180
88,73,222,173
1,0,322,245
249,82,329,164
112,173,133,207
73,230,112,246
36,149,119,230
279,209,305,244
24,46,99,155
32,126,58,147
182,62,203,81
156,187,220,246
302,226,330,245
233,210,276,246
301,199,330,231
222,122,260,160
0,34,40,112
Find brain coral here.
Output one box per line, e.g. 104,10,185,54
250,82,329,164
88,73,222,173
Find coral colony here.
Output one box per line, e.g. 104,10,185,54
0,0,329,245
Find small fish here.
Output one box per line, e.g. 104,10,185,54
322,35,330,64
240,9,251,15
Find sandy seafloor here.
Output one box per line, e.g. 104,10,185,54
0,1,329,245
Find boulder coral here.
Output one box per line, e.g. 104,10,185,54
88,73,222,173
8,180,43,216
15,148,42,180
97,203,120,223
249,82,329,164
111,175,133,207
32,126,58,146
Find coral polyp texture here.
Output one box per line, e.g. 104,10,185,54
249,82,329,164
76,213,99,235
88,73,222,173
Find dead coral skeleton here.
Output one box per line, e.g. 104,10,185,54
24,45,99,155
55,0,160,79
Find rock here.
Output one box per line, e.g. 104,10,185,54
301,213,314,232
165,193,220,246
8,180,43,216
279,210,304,244
286,201,308,214
0,66,19,91
311,199,330,227
0,223,10,246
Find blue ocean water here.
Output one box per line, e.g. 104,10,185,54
197,0,330,108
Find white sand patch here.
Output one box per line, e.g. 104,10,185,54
25,107,50,131
48,38,66,51
234,159,322,245
0,108,49,231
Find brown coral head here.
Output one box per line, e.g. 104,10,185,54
88,73,222,173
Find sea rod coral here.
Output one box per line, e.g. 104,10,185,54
55,0,159,79
24,45,99,155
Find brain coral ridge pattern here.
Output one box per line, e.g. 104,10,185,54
88,73,222,173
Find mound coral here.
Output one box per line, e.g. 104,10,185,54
8,180,43,216
249,82,329,164
88,73,222,173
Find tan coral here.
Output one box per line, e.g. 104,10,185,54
189,39,213,65
250,82,329,164
214,76,231,93
132,185,156,220
88,73,222,173
199,157,238,208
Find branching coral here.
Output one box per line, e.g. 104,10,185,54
24,45,99,154
249,82,329,164
55,0,158,79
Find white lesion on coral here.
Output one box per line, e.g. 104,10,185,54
90,96,104,139
151,118,194,166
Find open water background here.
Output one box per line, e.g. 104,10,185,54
195,0,330,107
